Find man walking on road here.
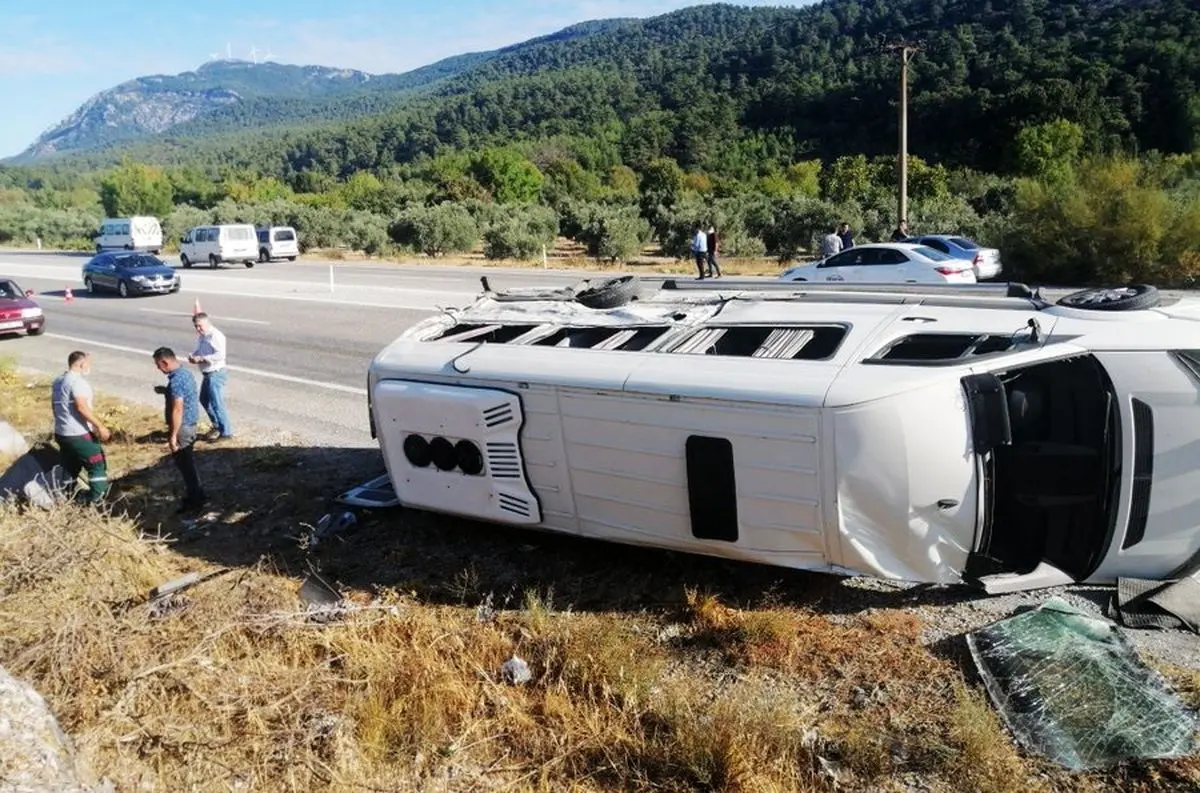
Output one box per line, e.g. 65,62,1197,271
691,224,709,279
705,225,722,278
153,347,208,513
51,350,111,504
188,312,233,441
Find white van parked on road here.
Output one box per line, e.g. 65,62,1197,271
256,226,300,262
180,224,260,268
95,217,163,254
367,276,1200,594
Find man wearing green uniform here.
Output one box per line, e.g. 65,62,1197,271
51,350,111,504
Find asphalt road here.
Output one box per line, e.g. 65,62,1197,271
2,249,1191,447
0,250,594,447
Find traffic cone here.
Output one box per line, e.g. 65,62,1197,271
64,286,74,303
192,297,203,316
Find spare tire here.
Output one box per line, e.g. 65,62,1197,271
1056,284,1160,311
574,275,640,309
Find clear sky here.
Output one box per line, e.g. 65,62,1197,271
0,0,805,159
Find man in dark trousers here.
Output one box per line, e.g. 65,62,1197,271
891,218,909,242
705,225,722,278
838,222,855,250
51,350,111,504
152,346,207,513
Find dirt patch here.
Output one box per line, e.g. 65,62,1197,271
1,363,1197,792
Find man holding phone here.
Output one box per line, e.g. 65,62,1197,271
153,346,208,513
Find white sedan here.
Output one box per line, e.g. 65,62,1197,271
779,242,977,284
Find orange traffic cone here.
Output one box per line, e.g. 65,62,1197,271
193,297,203,316
64,286,74,303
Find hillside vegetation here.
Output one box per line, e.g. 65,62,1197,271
1,0,1199,284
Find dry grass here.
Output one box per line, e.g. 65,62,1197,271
1,370,1198,792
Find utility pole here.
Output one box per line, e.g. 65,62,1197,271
884,40,921,229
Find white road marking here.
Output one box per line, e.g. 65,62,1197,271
44,332,368,396
138,307,270,325
0,261,472,311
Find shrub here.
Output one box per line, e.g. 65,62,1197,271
569,204,651,261
389,203,479,256
344,211,391,257
482,206,559,260
999,157,1200,285
162,205,212,245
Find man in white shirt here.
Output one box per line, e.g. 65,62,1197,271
691,224,708,279
187,312,233,441
820,225,844,259
51,350,111,503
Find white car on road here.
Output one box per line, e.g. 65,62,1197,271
779,242,977,285
367,276,1200,594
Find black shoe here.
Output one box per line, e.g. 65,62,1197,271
176,496,209,514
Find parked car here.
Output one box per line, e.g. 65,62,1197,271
367,275,1200,594
0,278,44,336
94,216,163,254
180,224,259,269
911,234,1003,280
778,243,976,285
256,226,300,262
82,252,181,297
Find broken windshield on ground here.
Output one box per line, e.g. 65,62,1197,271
966,598,1197,770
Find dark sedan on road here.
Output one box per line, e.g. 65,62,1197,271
0,278,44,336
82,252,181,297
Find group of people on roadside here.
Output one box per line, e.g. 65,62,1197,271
51,312,234,514
692,217,914,275
820,218,911,258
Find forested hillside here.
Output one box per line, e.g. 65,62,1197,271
41,0,1199,179
2,0,1198,287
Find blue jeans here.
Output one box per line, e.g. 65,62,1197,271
200,369,232,437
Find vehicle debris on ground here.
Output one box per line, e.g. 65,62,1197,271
966,597,1198,770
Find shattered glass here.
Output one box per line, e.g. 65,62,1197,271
966,597,1198,770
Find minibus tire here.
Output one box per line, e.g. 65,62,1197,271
1056,284,1159,311
575,275,640,309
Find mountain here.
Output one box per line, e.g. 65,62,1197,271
11,18,632,162
11,0,1200,178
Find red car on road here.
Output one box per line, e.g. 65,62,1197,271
0,279,45,337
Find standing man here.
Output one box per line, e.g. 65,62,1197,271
891,218,909,242
188,312,233,441
838,222,855,250
691,224,708,279
51,351,111,504
705,225,722,279
820,225,844,259
153,347,208,513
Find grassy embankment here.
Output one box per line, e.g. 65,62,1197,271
0,357,1197,792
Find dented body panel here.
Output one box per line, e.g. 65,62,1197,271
368,281,1200,590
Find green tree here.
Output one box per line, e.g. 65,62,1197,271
823,155,874,205
470,148,544,204
98,161,174,217
606,165,639,198
1014,119,1085,184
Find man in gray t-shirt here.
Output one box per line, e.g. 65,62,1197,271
51,351,111,503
